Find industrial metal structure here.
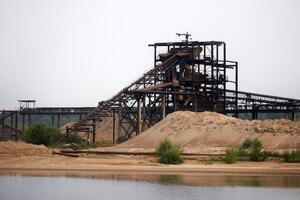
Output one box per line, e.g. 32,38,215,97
0,100,94,141
64,33,300,143
1,34,299,142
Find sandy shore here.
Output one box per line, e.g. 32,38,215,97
1,154,300,176
0,141,299,179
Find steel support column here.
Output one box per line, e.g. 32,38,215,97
137,98,142,135
235,62,238,118
113,110,116,143
22,114,25,131
57,114,60,128
10,115,13,129
162,94,166,119
118,106,122,137
14,113,18,129
223,43,227,114
92,122,96,144
0,111,4,125
28,114,31,128
51,115,55,127
291,112,295,121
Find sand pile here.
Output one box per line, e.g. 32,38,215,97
95,117,113,141
59,122,75,134
117,111,300,151
0,141,51,156
59,119,113,142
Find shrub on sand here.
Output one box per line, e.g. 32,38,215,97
156,138,183,164
283,151,300,163
23,124,61,147
224,148,238,164
116,135,128,144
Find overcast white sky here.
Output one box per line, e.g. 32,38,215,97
0,0,299,109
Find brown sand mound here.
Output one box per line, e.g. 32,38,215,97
0,141,51,156
59,119,113,142
59,122,76,134
95,117,113,141
117,111,300,151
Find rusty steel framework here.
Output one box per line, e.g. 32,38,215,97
65,35,300,143
0,103,95,141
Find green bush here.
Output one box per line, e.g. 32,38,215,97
156,138,183,164
64,133,85,145
272,152,281,157
240,138,252,149
252,138,262,149
237,149,249,157
224,148,238,164
239,138,266,162
249,148,267,161
116,135,128,144
23,124,61,147
224,139,284,163
264,151,281,158
283,151,300,163
240,138,262,150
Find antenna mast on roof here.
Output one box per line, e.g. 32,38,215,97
176,32,192,44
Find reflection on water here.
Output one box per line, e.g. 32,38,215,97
0,169,300,188
0,175,300,200
159,174,184,184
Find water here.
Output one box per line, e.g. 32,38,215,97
0,173,300,200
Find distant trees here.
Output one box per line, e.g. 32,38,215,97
23,124,61,146
23,123,87,148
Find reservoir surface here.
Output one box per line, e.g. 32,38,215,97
0,173,300,200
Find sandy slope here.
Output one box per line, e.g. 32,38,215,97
116,111,300,152
0,141,51,156
59,118,113,142
94,117,113,141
